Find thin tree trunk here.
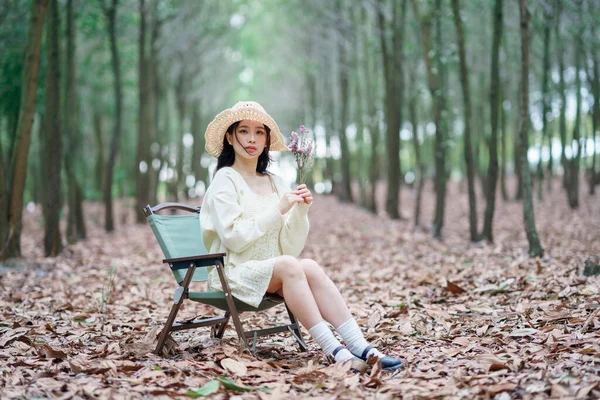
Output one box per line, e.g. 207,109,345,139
65,0,86,242
567,2,583,209
412,0,446,238
500,80,509,200
191,100,207,186
518,0,543,258
148,3,161,207
409,96,424,228
555,0,568,192
451,0,478,242
103,0,122,232
337,0,353,203
94,111,105,194
1,0,48,260
42,0,63,256
536,11,551,202
591,20,600,194
174,69,187,202
354,4,367,207
135,0,149,222
481,0,503,242
364,8,380,214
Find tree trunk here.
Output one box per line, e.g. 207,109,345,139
412,0,447,238
378,0,405,219
500,81,509,201
148,4,161,207
103,0,122,232
591,22,600,194
94,111,105,195
1,0,48,260
174,68,187,202
481,0,503,242
451,0,478,242
64,0,86,242
191,100,207,187
42,0,63,257
555,0,568,192
354,4,368,207
365,4,380,214
135,0,150,222
518,0,543,258
536,10,551,202
566,2,583,209
409,96,424,228
337,0,353,203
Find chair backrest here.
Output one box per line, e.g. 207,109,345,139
146,206,209,283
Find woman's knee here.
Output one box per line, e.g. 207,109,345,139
274,256,304,280
300,259,326,282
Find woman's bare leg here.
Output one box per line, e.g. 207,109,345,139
299,259,352,328
266,255,323,329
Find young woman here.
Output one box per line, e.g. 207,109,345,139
200,101,402,371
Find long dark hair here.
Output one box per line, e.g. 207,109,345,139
215,121,272,175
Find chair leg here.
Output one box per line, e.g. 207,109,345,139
154,302,182,355
214,260,249,350
213,311,230,339
285,303,308,352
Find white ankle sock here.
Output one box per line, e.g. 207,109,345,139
308,321,354,362
336,318,385,359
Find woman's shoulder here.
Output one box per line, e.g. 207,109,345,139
207,167,240,193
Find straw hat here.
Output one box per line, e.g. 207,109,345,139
204,101,288,158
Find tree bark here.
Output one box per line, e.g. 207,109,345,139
148,3,161,207
378,0,405,219
500,80,509,201
480,0,503,242
536,10,551,202
103,0,122,232
451,0,479,242
555,0,568,193
518,0,543,258
174,67,187,202
135,0,150,222
64,0,86,242
412,0,447,238
1,0,48,260
94,111,105,195
42,0,63,257
591,20,600,194
566,1,583,209
337,0,353,203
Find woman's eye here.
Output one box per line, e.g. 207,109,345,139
257,131,264,135
240,130,247,134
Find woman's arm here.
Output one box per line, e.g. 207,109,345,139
279,202,310,257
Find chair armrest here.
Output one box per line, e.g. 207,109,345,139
163,253,226,269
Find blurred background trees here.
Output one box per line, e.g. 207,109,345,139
1,0,599,259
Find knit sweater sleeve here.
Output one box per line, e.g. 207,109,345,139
273,175,311,257
200,169,283,253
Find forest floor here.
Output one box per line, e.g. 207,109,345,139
1,180,600,399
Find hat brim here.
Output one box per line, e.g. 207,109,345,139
204,105,288,158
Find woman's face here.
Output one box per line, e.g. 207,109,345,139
226,119,268,160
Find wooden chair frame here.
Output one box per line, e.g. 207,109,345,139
144,202,308,356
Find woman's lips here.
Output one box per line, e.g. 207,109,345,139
246,146,257,152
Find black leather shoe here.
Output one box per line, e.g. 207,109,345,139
327,346,368,374
354,346,403,371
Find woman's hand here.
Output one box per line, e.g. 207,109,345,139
278,191,304,215
296,184,313,205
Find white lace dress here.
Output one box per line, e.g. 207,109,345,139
200,167,310,308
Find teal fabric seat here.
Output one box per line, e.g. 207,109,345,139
188,291,284,312
143,202,307,356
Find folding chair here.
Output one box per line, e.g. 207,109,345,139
143,202,308,356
